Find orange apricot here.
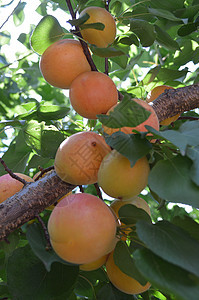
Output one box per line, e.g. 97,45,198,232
80,253,108,271
54,131,111,185
106,251,151,295
48,193,117,264
0,173,34,204
98,150,150,199
39,39,91,89
69,71,118,119
79,6,116,48
146,85,180,125
103,98,159,136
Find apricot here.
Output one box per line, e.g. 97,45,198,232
106,251,151,294
54,131,111,185
39,39,91,89
80,253,108,271
46,191,72,211
98,150,150,199
48,193,117,264
103,98,159,136
69,71,118,119
146,85,180,125
0,173,34,203
79,6,116,48
110,197,151,239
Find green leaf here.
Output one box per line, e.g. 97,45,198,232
7,245,79,300
130,19,156,47
155,25,181,50
186,146,199,186
118,204,152,225
171,215,199,241
178,22,198,36
90,45,126,57
38,103,70,120
80,22,105,31
134,248,199,300
30,15,64,54
26,223,76,271
98,96,151,128
105,132,152,167
118,34,139,46
97,283,134,300
68,13,90,27
136,220,199,278
113,241,147,285
174,5,199,19
0,31,11,46
40,129,65,158
148,155,199,208
148,7,181,21
13,2,26,26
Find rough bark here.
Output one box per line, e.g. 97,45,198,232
0,83,199,240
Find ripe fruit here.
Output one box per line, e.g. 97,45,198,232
54,131,111,185
79,6,116,48
0,173,34,203
110,197,151,240
80,254,108,271
146,85,180,125
98,150,150,199
39,39,91,89
48,193,117,264
106,251,151,294
103,98,159,136
69,71,118,119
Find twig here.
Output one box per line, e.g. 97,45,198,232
34,166,54,181
0,158,27,185
0,53,33,71
36,214,51,250
0,0,21,30
94,183,103,200
105,57,109,75
79,185,84,193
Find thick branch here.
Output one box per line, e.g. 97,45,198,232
151,83,199,122
0,170,75,240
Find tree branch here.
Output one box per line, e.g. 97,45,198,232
0,83,199,240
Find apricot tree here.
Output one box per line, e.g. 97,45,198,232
0,0,199,299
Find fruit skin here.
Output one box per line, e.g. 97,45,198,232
80,253,108,271
110,196,151,240
146,85,180,125
48,193,117,264
69,71,118,119
98,150,150,199
39,39,91,89
106,251,151,295
0,173,34,204
54,131,111,185
103,98,159,136
79,6,116,48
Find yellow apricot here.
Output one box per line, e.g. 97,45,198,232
80,253,108,271
98,150,150,199
39,39,91,89
79,6,116,48
146,85,180,125
106,251,151,295
48,193,117,264
69,71,118,119
54,131,111,185
103,98,159,136
110,197,151,239
0,173,34,204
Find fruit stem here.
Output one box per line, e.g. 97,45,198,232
0,158,28,186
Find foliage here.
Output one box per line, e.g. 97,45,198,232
0,0,199,299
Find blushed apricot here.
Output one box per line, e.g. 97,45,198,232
106,251,151,294
39,39,91,89
98,150,150,199
48,193,117,264
80,253,108,271
0,173,34,203
79,6,116,48
69,71,118,119
146,85,180,125
103,98,159,136
54,131,111,185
